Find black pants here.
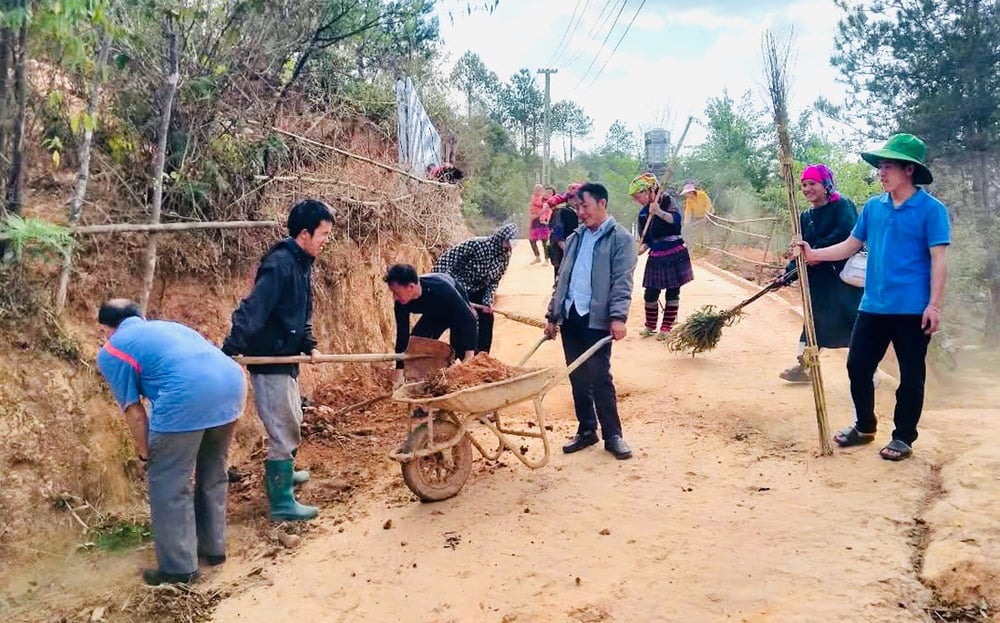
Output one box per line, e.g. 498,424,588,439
412,314,478,358
846,312,930,445
560,306,622,439
467,290,494,353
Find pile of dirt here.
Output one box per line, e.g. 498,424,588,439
422,353,534,396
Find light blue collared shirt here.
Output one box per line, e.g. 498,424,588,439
564,217,614,316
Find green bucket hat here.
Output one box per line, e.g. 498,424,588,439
860,133,933,185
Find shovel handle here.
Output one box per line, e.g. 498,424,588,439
233,353,414,365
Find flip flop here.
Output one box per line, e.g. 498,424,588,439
880,439,912,461
833,426,876,447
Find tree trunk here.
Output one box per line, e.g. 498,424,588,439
569,131,574,161
987,277,1000,347
4,19,28,218
139,17,180,314
56,30,113,314
0,26,12,196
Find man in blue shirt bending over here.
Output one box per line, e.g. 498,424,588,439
797,134,950,461
96,299,246,585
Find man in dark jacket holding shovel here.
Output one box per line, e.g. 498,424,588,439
222,199,333,521
384,264,478,388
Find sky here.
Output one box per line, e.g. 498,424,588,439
432,0,851,153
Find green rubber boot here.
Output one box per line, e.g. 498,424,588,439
289,450,310,485
264,460,318,521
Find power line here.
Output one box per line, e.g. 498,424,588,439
587,0,616,38
575,0,629,88
582,0,647,93
552,0,595,67
547,0,584,66
562,0,618,70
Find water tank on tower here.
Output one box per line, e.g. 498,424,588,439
644,129,670,173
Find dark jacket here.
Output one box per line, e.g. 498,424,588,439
222,238,318,377
546,217,637,330
393,273,476,368
637,194,684,251
785,197,864,348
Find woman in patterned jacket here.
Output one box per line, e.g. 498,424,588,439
432,223,517,353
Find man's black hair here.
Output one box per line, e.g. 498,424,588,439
384,263,420,286
288,199,334,238
98,299,142,328
578,182,609,205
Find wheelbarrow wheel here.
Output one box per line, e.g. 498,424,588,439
400,418,472,502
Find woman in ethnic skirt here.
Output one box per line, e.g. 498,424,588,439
629,172,695,340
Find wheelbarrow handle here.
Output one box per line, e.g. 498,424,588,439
233,353,415,365
541,335,613,394
516,334,552,367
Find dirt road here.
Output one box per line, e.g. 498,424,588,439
211,252,998,623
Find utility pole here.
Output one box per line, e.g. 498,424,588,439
537,68,557,185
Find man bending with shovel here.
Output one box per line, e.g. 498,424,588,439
384,263,478,388
222,199,333,521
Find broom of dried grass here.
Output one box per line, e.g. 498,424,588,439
666,270,793,355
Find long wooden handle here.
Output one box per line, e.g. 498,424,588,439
470,304,547,329
638,116,694,246
234,353,412,365
725,269,796,315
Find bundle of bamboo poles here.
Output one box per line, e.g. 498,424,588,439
762,29,833,455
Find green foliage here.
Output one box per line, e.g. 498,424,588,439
833,0,1000,153
600,120,638,157
0,216,76,258
570,150,643,225
89,520,152,552
681,91,773,194
450,51,500,116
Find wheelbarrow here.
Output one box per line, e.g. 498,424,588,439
389,334,614,502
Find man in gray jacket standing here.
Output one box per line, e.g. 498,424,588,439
545,182,637,460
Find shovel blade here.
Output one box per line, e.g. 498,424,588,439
403,336,454,381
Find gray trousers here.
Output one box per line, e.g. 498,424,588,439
250,373,302,460
147,421,236,574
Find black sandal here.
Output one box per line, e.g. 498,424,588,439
879,439,912,461
833,426,876,447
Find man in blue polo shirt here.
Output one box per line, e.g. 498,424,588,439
96,299,246,585
797,134,950,461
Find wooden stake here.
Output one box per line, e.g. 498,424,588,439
763,29,833,455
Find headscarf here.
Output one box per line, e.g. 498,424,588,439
800,164,841,202
492,222,517,248
629,172,658,195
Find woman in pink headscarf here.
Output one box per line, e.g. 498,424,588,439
777,164,864,382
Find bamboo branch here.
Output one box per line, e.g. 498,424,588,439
71,220,282,234
271,127,452,188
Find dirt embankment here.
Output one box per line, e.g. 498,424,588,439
0,118,467,621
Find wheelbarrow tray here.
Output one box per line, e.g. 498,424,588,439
392,367,555,414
